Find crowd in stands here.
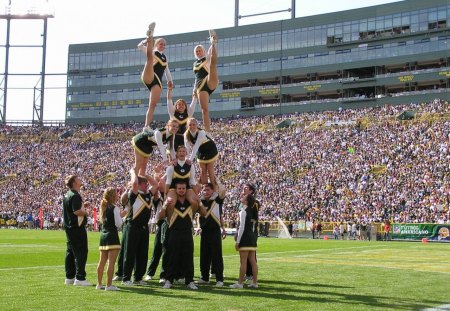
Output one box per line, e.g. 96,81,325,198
1,98,449,229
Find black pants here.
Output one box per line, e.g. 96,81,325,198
166,228,194,284
146,223,167,278
200,227,224,282
65,227,88,281
115,232,125,277
122,224,149,282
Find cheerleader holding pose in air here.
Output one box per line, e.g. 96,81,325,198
166,87,197,151
138,22,174,133
184,118,219,190
193,29,218,133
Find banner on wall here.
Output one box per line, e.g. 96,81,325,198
391,223,450,242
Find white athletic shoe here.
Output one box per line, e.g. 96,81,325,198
196,278,209,285
162,280,172,289
159,278,166,284
121,280,134,286
143,126,154,136
143,275,152,281
147,22,156,37
215,281,224,287
137,39,147,51
133,280,147,286
105,285,120,291
64,278,75,285
248,283,258,288
209,29,218,44
229,282,243,289
95,284,104,290
73,279,93,286
186,282,198,290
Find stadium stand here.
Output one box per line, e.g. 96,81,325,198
0,99,449,233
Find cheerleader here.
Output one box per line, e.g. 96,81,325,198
193,29,218,132
138,22,174,133
96,187,122,291
184,118,219,189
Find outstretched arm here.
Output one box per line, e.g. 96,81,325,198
188,130,206,161
187,93,198,117
165,65,173,89
130,168,139,194
167,88,174,118
154,130,168,162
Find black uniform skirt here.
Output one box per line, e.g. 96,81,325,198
99,229,121,251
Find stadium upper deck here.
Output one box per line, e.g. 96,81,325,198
66,0,450,124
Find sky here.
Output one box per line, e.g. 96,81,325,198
0,0,401,122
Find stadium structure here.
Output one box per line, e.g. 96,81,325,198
66,0,450,124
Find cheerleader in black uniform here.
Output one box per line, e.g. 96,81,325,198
184,118,219,189
131,119,180,178
165,145,200,211
96,187,122,291
138,22,174,133
193,29,218,132
230,188,259,289
167,87,197,150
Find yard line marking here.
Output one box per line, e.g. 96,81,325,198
0,245,387,271
421,304,450,310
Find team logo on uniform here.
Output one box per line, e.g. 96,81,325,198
180,168,185,173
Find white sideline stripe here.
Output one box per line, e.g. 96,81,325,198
0,245,386,271
421,304,450,310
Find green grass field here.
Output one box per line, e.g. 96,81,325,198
0,230,449,311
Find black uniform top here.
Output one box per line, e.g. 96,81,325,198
168,199,193,230
159,127,176,155
193,57,208,89
154,51,168,81
62,189,86,229
200,197,224,230
185,130,215,154
102,205,118,232
158,127,174,144
127,191,152,227
169,162,193,189
173,110,189,134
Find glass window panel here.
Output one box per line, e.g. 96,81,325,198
314,28,322,45
368,19,375,31
327,27,334,36
300,30,307,48
419,12,428,22
241,37,248,55
402,14,412,26
419,22,428,31
343,22,351,33
428,10,438,22
376,18,384,30
385,18,392,29
359,21,367,32
437,8,446,20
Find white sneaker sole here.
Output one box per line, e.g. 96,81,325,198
147,22,156,37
